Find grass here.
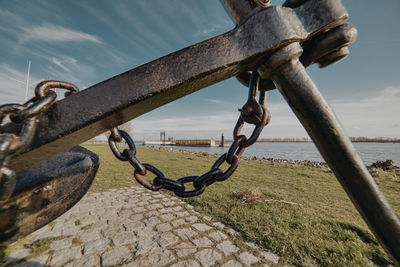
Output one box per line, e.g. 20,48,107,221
85,144,399,266
24,236,65,257
1,143,398,266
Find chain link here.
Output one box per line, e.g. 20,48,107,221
0,80,79,204
108,70,270,197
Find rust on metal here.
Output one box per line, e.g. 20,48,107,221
0,146,98,243
5,0,348,172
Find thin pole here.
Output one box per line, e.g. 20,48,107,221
25,61,31,101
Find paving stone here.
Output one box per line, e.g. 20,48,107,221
129,213,144,222
106,216,126,226
159,208,173,213
50,246,81,266
172,206,183,211
156,222,172,232
5,187,274,267
33,229,62,241
260,251,280,264
239,252,260,266
135,201,148,207
135,227,157,239
192,237,213,248
3,249,31,265
112,231,137,246
101,246,131,266
62,225,81,236
134,238,159,255
216,240,239,255
147,203,163,210
192,223,212,232
171,219,186,227
147,249,175,266
221,259,243,267
164,201,176,207
143,216,161,227
83,238,109,255
185,216,198,223
173,242,197,258
14,254,49,267
31,224,51,236
79,231,101,242
65,255,95,267
212,222,225,230
52,221,70,232
144,210,158,217
203,216,212,221
154,232,179,247
173,227,198,240
50,237,73,250
175,211,190,217
123,258,149,267
101,226,123,238
117,208,133,217
123,220,145,231
170,259,200,267
195,249,222,267
208,231,228,242
159,213,175,222
132,206,146,213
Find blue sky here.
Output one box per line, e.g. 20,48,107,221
0,0,399,140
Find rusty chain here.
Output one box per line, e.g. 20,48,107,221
108,70,270,197
0,80,79,204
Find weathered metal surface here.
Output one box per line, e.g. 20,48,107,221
236,23,357,89
5,0,348,172
0,146,99,243
108,71,267,198
220,0,266,25
223,1,400,264
264,42,400,266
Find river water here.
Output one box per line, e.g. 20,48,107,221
145,142,400,166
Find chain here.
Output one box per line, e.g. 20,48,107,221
0,80,79,204
108,70,270,197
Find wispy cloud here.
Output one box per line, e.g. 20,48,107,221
131,86,400,139
330,86,400,137
18,23,102,44
52,57,71,72
0,64,40,103
194,23,229,38
207,99,225,104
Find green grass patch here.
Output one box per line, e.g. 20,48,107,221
24,236,64,257
87,144,400,266
81,224,93,231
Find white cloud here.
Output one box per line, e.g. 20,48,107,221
0,65,40,103
331,86,400,137
207,99,225,104
19,24,102,44
52,57,71,72
131,86,400,139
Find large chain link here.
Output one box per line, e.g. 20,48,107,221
108,70,270,197
0,80,79,203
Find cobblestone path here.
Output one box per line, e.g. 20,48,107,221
2,186,281,267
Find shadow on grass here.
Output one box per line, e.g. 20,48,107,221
335,222,393,266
